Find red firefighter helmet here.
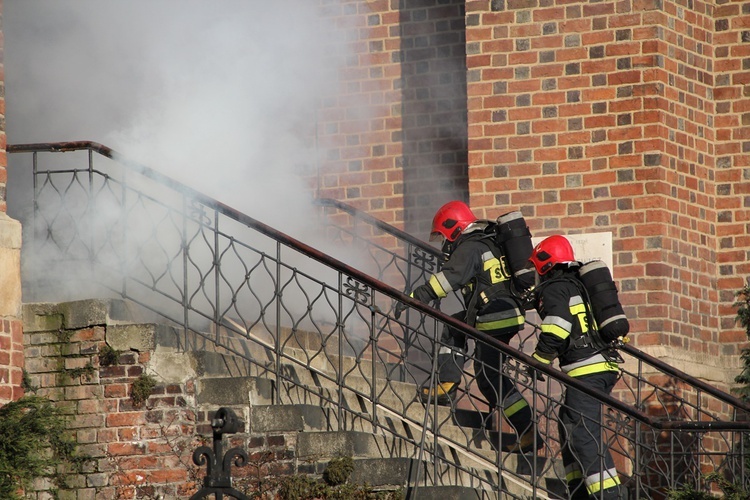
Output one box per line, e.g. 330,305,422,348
430,200,478,243
529,235,575,275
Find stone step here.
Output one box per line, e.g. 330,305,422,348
199,374,498,454
108,318,398,383
243,403,564,499
350,457,425,488
408,485,483,500
293,430,564,498
202,364,518,448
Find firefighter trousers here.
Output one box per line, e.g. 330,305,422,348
435,310,532,434
559,370,622,500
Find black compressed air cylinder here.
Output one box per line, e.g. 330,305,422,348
578,260,630,341
496,211,535,291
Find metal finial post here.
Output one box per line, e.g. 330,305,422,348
190,408,249,500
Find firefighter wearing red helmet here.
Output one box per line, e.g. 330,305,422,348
529,235,622,499
407,200,536,453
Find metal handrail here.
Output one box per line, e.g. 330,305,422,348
13,140,743,426
315,197,439,257
315,196,750,418
9,141,750,498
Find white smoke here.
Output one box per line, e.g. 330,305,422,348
3,0,390,332
5,0,342,224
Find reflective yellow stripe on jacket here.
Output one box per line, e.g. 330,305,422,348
560,354,620,377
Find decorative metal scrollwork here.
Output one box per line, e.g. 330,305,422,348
189,199,213,227
343,276,371,305
190,407,249,500
605,407,633,440
412,247,440,273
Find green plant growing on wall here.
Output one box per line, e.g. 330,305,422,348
21,369,38,393
67,362,96,381
732,283,750,402
99,344,121,366
0,395,85,499
667,472,748,500
275,456,403,500
322,455,354,486
131,374,157,407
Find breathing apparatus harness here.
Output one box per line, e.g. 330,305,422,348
522,270,627,364
460,211,539,327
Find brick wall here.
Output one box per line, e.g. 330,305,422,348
715,2,750,350
20,301,384,499
315,0,471,236
0,0,25,407
460,0,749,386
314,0,750,386
22,306,196,498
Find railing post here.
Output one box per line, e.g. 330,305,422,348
88,149,95,266
30,151,38,302
275,240,282,405
370,290,377,435
337,271,343,432
190,407,249,500
634,409,642,499
743,429,747,489
213,209,221,346
182,193,190,340
431,322,440,487
120,167,128,297
404,242,414,367
670,431,675,492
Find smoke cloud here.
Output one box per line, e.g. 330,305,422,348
5,1,390,297
5,0,347,228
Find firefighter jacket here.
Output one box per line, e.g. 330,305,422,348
411,223,525,336
532,267,620,378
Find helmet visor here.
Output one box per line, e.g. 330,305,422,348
429,231,445,244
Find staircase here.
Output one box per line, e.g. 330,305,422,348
13,142,750,500
23,298,563,499
191,326,567,499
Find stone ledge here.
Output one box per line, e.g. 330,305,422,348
626,345,743,387
23,298,141,332
0,213,22,317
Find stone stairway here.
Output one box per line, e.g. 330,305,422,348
23,298,567,499
179,320,568,498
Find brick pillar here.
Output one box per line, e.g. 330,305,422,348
0,0,25,405
463,0,747,389
714,2,750,352
314,0,407,228
315,1,471,235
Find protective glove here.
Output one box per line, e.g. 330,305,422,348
524,364,545,382
411,284,436,304
526,351,554,382
394,284,435,320
394,301,408,320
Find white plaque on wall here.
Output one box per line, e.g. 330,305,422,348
531,232,614,275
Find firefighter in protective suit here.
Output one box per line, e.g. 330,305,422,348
404,200,536,452
528,235,622,499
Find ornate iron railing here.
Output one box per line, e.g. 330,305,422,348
8,141,750,499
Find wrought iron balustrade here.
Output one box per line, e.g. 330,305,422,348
8,141,750,499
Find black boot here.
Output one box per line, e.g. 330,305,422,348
567,479,588,500
594,486,622,500
418,381,458,406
